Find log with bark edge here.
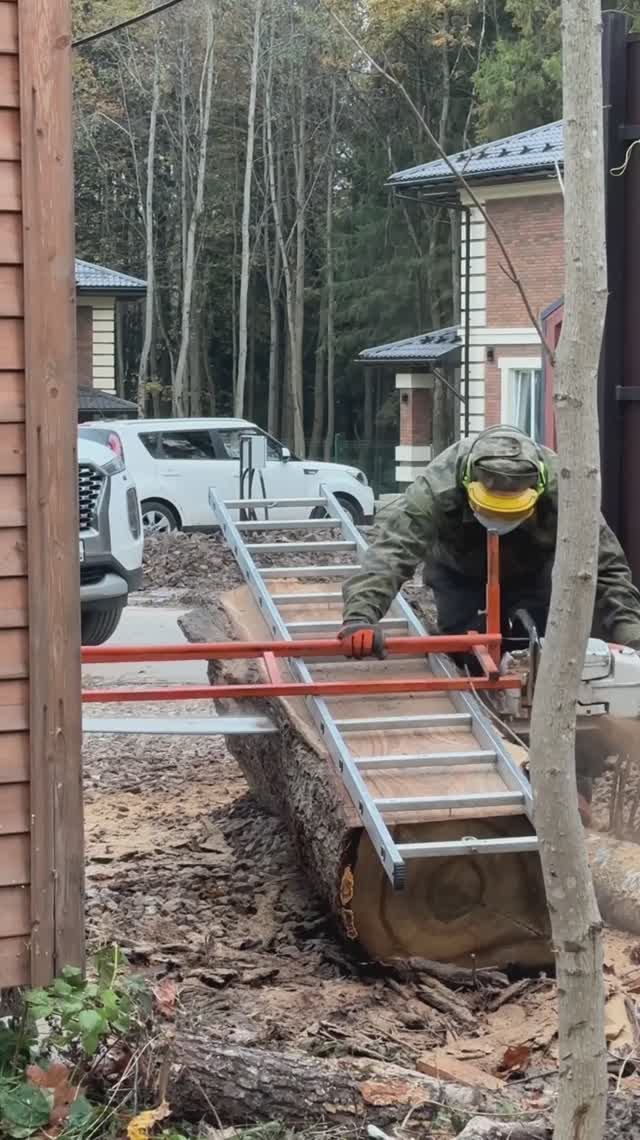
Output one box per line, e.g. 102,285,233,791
156,1031,495,1128
180,586,553,968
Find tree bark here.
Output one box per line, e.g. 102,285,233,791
235,0,264,416
156,1032,491,1128
526,1,608,1138
136,48,161,413
173,6,215,416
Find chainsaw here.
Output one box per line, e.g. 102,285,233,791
493,615,640,725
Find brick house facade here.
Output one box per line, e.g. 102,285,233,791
387,121,565,468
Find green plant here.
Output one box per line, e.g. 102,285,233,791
0,945,149,1140
24,945,146,1057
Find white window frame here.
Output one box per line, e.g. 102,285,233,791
499,356,543,441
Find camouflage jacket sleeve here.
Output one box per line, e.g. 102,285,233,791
342,477,434,625
595,519,640,646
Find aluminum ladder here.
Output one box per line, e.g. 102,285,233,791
209,486,537,889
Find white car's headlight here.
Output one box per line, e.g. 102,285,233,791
100,455,125,476
354,470,368,486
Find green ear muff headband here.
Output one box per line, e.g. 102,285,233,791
461,425,547,497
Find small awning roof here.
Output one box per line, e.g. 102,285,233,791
357,326,461,368
78,387,138,416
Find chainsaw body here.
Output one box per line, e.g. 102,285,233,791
495,638,640,725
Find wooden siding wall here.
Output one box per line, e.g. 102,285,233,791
0,0,30,987
0,0,82,988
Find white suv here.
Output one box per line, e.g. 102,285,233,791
78,418,375,533
78,436,144,643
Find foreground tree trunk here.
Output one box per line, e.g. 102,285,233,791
526,1,608,1138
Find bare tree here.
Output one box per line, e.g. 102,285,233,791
235,0,264,416
264,28,305,453
323,77,337,461
173,2,215,416
527,1,608,1137
137,46,161,412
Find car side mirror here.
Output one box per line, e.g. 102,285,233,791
281,447,291,463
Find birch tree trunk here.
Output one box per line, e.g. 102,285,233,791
173,4,215,417
290,74,307,456
264,36,304,452
137,48,161,413
526,2,608,1138
309,290,326,457
323,80,337,462
264,205,281,436
235,0,264,416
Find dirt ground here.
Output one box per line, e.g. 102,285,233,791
82,534,640,1136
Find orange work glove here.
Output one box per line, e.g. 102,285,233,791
337,620,386,660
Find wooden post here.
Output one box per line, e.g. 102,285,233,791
18,0,83,982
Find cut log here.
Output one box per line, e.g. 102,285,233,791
158,1031,494,1127
587,833,640,934
181,586,552,968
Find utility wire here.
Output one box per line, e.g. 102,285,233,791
72,0,189,48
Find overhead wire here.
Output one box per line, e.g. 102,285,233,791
72,0,189,49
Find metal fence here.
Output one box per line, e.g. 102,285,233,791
332,435,397,495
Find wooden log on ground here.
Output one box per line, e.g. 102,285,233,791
159,1030,495,1128
181,586,552,968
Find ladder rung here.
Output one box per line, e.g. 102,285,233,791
236,519,337,531
271,592,343,604
374,791,524,814
82,716,276,736
260,564,357,578
286,617,407,634
336,713,473,732
247,541,355,554
354,750,496,770
224,498,327,508
398,835,538,858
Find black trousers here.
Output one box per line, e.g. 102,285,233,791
430,563,553,647
429,563,604,793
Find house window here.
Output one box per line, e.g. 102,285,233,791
499,358,543,443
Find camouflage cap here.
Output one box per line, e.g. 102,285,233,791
466,426,542,492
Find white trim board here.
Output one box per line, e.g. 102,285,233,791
460,180,562,205
468,327,542,346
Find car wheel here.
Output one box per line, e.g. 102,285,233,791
81,604,124,646
311,496,363,526
141,500,179,534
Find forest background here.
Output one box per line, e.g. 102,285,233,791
71,0,640,487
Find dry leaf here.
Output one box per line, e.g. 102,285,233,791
152,977,178,1018
127,1101,171,1140
605,991,635,1050
497,1043,531,1075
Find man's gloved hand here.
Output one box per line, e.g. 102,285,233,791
337,620,386,660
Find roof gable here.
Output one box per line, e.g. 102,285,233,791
75,259,146,293
389,120,563,192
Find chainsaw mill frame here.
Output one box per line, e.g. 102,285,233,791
82,490,534,889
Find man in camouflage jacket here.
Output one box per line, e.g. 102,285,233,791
339,425,640,657
337,426,640,821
